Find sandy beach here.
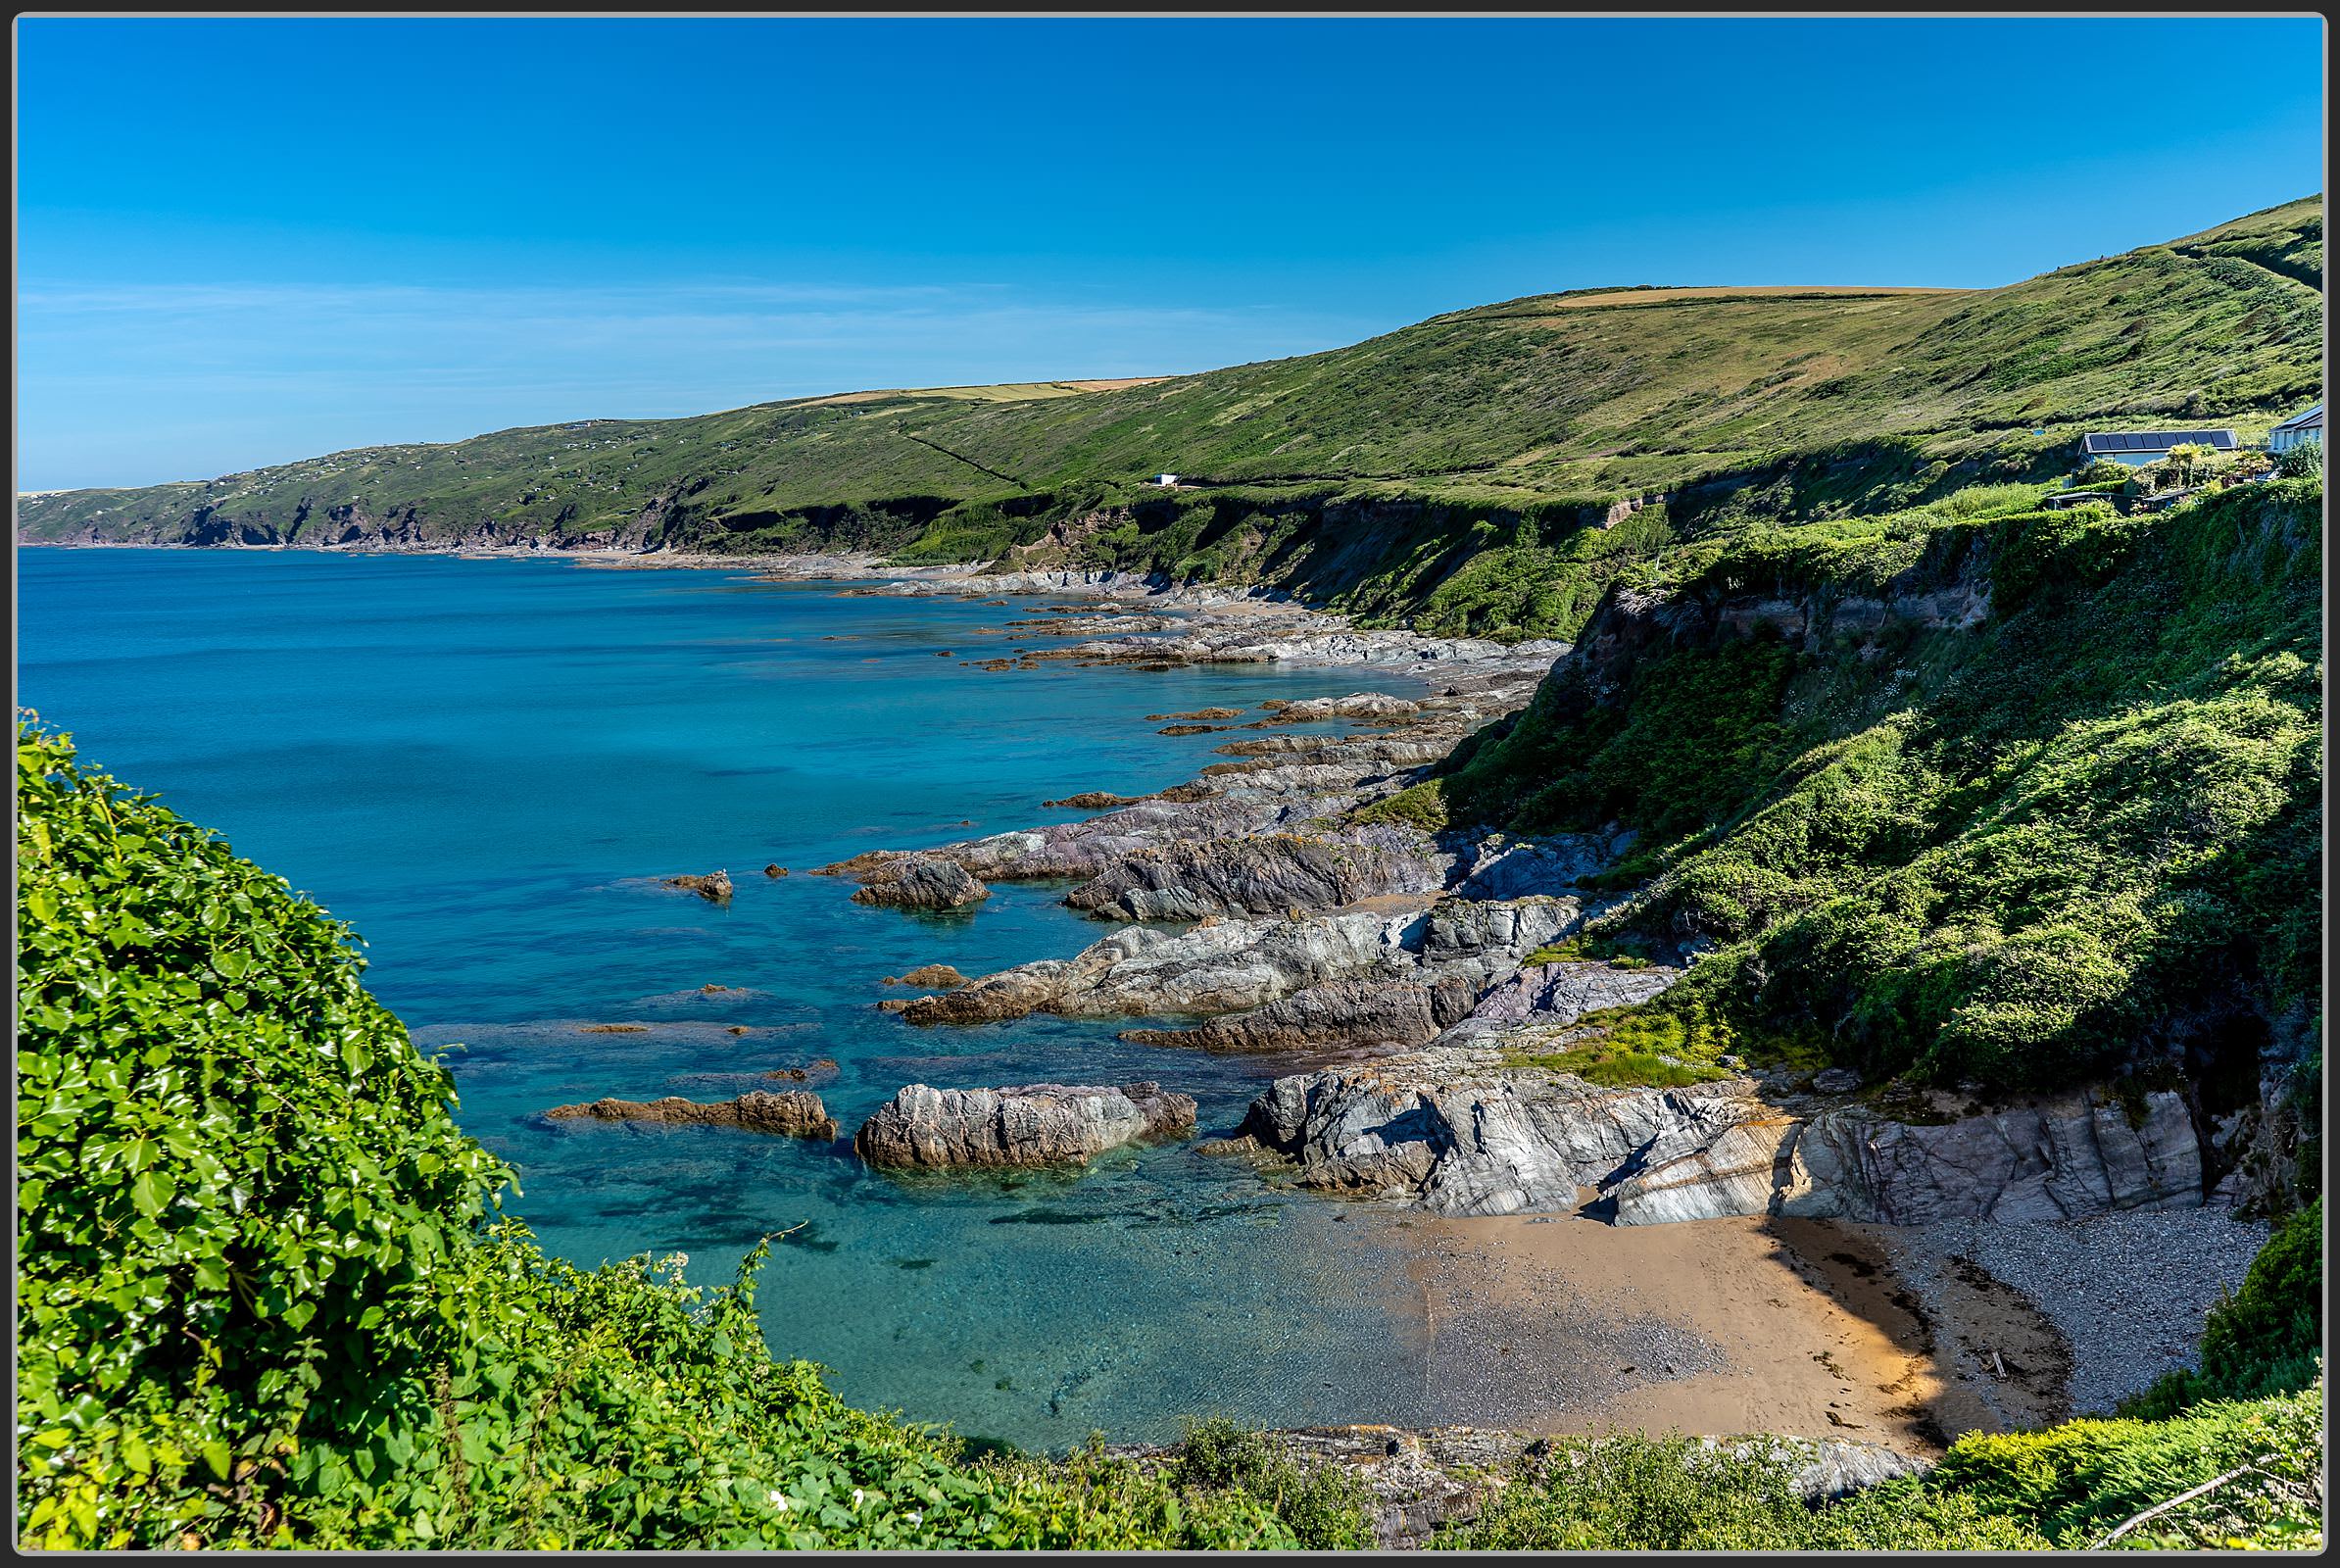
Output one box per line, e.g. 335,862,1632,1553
1371,1199,2271,1457
1384,1206,2070,1455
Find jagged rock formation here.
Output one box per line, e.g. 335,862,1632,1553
848,855,990,909
1063,828,1445,921
853,1081,1197,1169
661,869,734,902
1228,1049,2208,1224
1451,959,1682,1032
542,1090,837,1140
1120,976,1479,1054
897,908,1423,1025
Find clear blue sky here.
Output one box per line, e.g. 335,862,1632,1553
16,15,2326,491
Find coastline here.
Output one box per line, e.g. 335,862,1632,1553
28,536,2271,1467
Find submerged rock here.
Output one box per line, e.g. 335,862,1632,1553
543,1090,838,1140
882,963,970,989
853,1081,1198,1169
849,856,991,909
662,869,734,902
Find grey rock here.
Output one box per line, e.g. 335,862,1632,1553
1064,827,1445,921
1777,1091,2205,1224
1120,975,1479,1054
1811,1067,1864,1094
1239,1050,2211,1226
853,1081,1197,1169
899,906,1428,1026
848,855,990,909
1459,959,1682,1030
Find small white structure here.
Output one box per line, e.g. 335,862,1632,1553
1151,472,1181,487
2267,403,2323,455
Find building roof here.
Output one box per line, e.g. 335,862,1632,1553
2270,403,2323,432
2078,429,2237,455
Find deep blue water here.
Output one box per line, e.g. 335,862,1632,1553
17,547,1442,1448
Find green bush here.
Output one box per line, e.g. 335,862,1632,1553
1433,1436,2049,1550
17,719,509,1547
1929,1384,2324,1548
1168,1420,1375,1549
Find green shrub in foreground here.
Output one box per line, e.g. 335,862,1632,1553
10,719,1349,1550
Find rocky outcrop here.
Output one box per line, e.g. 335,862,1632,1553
1230,1052,2210,1224
1418,899,1588,988
1063,828,1446,921
882,964,969,989
1121,976,1479,1054
1455,959,1682,1031
853,1081,1197,1169
543,1090,837,1140
1232,1059,1760,1215
849,856,990,909
1769,1091,2208,1226
662,869,734,902
897,907,1425,1026
1255,692,1423,723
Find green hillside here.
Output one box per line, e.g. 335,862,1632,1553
1389,473,2322,1164
18,197,2321,635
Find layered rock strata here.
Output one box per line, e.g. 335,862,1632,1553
1230,1049,2206,1225
853,1081,1198,1169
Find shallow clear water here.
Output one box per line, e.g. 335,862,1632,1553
18,548,1446,1449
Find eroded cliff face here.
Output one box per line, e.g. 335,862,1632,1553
1229,1050,2207,1226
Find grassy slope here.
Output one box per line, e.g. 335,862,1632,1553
1409,476,2322,1107
19,198,2320,630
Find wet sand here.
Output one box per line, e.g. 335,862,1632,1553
1384,1202,2072,1456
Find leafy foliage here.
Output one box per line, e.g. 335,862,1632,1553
1433,1435,2050,1550
1434,1383,2324,1552
1927,1384,2325,1549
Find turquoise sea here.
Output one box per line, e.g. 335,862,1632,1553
17,547,1447,1449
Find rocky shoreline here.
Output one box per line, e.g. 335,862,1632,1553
538,552,2263,1469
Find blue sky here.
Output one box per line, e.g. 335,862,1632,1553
16,15,2326,491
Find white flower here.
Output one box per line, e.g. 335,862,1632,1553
768,1490,790,1511
852,1488,866,1508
